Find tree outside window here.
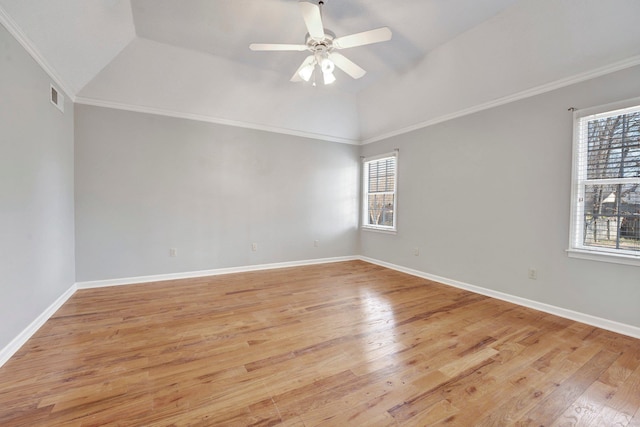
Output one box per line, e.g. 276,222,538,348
572,103,640,258
363,154,397,231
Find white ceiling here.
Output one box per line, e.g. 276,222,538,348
1,0,640,143
129,0,519,91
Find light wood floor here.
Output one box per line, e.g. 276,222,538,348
0,261,639,426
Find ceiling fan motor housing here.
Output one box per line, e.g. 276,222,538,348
306,30,335,54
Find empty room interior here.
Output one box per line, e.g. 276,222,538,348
1,0,640,425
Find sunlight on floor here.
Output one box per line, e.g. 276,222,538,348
356,289,403,372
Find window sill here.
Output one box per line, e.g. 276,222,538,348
566,248,640,267
362,226,397,235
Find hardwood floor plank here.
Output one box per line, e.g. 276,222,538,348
388,355,498,422
303,397,398,427
600,363,640,421
398,398,458,426
549,380,616,426
586,404,632,427
0,260,638,426
599,348,640,388
517,349,621,425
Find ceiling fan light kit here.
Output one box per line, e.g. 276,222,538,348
249,0,392,85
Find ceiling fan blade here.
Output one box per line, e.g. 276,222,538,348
250,43,308,51
333,27,392,49
329,52,366,79
299,1,325,41
291,55,316,82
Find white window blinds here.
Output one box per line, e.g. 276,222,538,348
571,102,640,259
363,153,397,231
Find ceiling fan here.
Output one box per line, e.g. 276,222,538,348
249,0,392,85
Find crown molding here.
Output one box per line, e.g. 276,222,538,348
362,55,640,145
4,0,638,148
0,5,75,101
75,96,360,145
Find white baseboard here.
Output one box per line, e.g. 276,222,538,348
359,256,640,340
0,284,77,368
3,254,637,369
75,256,359,289
1,256,358,368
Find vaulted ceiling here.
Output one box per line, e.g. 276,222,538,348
2,0,640,143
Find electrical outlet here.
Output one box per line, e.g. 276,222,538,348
528,268,537,280
251,242,258,252
314,240,319,247
170,248,177,257
413,248,420,256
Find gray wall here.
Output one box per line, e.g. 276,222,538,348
74,105,360,282
3,13,640,358
0,25,75,350
361,65,640,328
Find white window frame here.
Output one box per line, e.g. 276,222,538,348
362,151,398,233
568,97,640,267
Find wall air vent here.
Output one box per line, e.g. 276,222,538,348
50,84,64,112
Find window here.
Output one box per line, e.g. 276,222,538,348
363,152,397,232
569,99,640,265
